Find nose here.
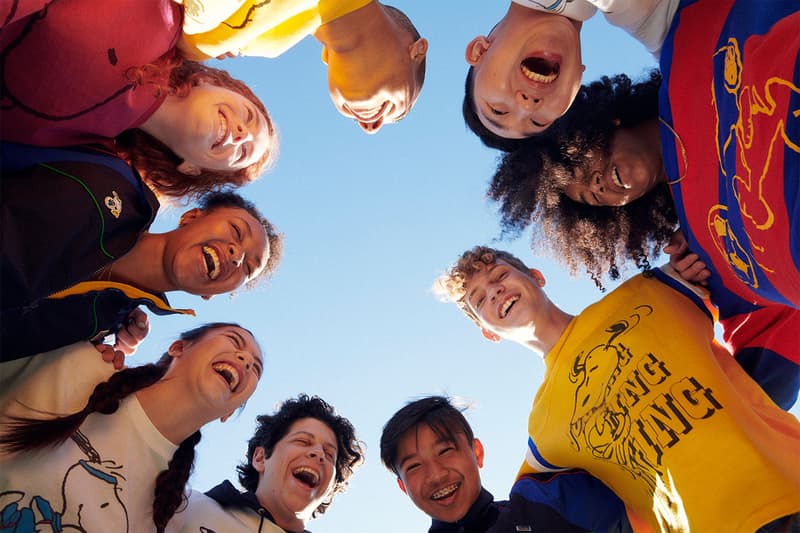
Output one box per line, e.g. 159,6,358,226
228,243,245,268
308,444,326,462
488,283,504,302
231,119,253,144
515,90,541,111
589,173,606,194
236,351,253,371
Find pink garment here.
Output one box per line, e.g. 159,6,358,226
0,0,182,146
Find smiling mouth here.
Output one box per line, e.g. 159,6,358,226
293,467,321,488
521,57,559,84
212,362,240,391
213,111,228,149
611,167,630,189
202,246,221,280
349,101,389,123
431,482,460,501
500,296,519,318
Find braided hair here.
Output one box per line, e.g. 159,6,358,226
0,322,247,532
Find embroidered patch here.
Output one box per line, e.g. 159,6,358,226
104,191,122,218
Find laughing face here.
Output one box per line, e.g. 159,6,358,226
396,423,484,523
563,120,666,206
163,84,272,174
463,260,547,343
166,326,262,417
253,418,339,528
466,9,584,138
164,206,269,297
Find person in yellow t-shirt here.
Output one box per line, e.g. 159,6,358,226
179,0,428,134
435,245,800,533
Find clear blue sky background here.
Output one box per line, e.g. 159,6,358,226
136,3,800,531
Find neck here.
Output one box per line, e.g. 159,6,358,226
505,2,583,32
520,305,575,356
314,1,386,52
138,98,178,148
110,233,173,294
135,381,213,444
256,493,307,533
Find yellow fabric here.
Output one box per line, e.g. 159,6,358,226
519,273,800,532
48,280,195,316
180,0,372,60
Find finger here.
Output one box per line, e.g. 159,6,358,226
112,350,125,370
674,253,701,273
100,346,116,362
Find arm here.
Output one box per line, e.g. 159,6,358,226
490,471,632,533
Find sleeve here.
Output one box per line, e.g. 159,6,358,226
0,0,53,28
0,342,115,420
492,471,631,533
592,0,680,57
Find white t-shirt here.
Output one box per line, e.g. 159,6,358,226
0,343,178,533
168,489,288,532
511,0,679,56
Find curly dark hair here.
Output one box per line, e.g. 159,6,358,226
0,322,247,532
237,394,364,517
489,70,678,289
198,191,283,286
380,396,475,475
117,54,276,201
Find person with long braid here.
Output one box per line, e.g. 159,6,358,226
0,322,263,532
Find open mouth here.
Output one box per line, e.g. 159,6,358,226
202,246,221,280
212,362,240,391
212,111,228,149
520,56,560,84
293,466,321,488
499,295,519,319
431,482,460,501
611,167,630,189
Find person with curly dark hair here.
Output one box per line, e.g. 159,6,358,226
1,0,276,201
172,394,364,532
490,70,674,288
1,153,283,360
0,322,263,533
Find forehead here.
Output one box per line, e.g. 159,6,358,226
282,417,337,447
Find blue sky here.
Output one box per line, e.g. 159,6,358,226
137,3,800,531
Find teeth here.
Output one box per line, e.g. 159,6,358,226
212,362,240,391
500,296,519,318
215,112,227,146
612,167,629,189
431,483,459,500
203,246,221,280
293,466,320,487
521,64,557,84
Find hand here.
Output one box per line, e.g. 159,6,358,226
94,343,125,370
664,229,711,285
114,308,150,356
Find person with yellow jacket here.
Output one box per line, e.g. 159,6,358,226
179,0,428,134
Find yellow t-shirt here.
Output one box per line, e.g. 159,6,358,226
519,269,800,532
179,0,372,59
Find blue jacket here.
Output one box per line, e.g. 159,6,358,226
1,142,193,359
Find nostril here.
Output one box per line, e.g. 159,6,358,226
533,98,540,103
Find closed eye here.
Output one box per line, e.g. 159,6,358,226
232,223,242,241
489,105,507,116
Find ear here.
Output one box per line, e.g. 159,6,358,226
201,295,213,301
397,477,408,495
252,446,266,472
473,438,485,468
177,160,202,176
408,38,428,63
465,36,491,66
529,268,546,287
611,118,622,127
178,207,203,227
320,46,328,65
167,339,184,358
481,328,501,343
220,410,234,423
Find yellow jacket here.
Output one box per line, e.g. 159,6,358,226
179,0,372,59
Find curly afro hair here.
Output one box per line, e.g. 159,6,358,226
489,70,678,289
